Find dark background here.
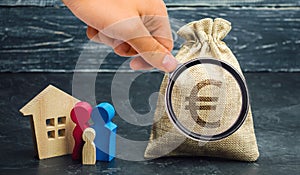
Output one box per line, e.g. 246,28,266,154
0,0,299,175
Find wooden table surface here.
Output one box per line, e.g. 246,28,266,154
0,72,299,174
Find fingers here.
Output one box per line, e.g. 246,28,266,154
127,36,177,72
87,26,138,57
130,57,154,70
86,26,171,71
86,26,115,46
86,26,149,69
141,16,174,52
114,43,138,56
87,23,177,72
139,0,173,52
69,0,177,72
86,26,100,41
153,36,173,52
100,17,177,72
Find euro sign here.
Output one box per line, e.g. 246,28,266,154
185,79,223,128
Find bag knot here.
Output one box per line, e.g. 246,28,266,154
177,18,232,46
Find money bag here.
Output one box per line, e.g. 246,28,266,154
144,18,259,161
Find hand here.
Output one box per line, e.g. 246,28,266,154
63,0,178,72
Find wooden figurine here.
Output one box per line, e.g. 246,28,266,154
91,102,117,162
70,101,92,160
19,85,80,159
82,128,96,165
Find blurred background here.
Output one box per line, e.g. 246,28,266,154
0,0,299,72
0,0,299,175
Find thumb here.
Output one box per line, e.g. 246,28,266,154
127,36,178,72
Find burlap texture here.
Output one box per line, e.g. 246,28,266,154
144,18,259,161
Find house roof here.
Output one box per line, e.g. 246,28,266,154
20,84,79,116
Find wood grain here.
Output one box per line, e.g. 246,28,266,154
0,7,299,72
1,72,299,174
82,128,96,165
0,0,63,7
19,85,80,159
165,0,300,6
1,0,299,7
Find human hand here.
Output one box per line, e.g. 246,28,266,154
62,0,178,72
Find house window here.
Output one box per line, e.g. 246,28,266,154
47,130,55,139
46,116,67,140
58,116,66,125
58,129,66,138
46,118,55,127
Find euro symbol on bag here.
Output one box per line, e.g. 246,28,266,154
185,79,223,128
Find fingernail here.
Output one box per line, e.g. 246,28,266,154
162,54,178,72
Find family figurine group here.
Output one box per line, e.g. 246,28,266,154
71,102,117,165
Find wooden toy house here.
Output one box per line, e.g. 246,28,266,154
20,85,80,159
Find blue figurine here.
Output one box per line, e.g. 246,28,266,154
91,102,117,162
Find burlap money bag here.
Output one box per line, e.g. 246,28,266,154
144,18,259,161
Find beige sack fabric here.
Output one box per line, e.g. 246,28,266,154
144,18,259,161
